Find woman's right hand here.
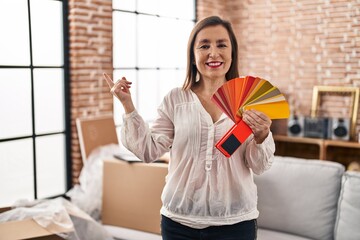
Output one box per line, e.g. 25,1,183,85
103,73,135,113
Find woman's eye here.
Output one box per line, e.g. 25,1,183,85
218,44,227,48
199,45,210,49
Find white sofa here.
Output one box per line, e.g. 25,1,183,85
104,156,360,240
255,156,360,240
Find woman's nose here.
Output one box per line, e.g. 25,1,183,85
209,47,219,58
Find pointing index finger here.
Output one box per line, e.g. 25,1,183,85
103,73,114,88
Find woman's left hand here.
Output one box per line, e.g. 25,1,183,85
242,109,272,144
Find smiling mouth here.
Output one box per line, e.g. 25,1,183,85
206,62,223,68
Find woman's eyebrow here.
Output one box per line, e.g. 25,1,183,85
198,39,210,44
217,39,229,43
198,38,229,44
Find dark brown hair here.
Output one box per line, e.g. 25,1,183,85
182,16,239,90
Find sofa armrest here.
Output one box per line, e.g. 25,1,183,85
334,171,360,240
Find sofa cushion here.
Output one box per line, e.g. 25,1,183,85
258,228,313,240
334,171,360,240
254,156,345,240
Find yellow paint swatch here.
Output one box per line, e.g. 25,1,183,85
212,76,290,122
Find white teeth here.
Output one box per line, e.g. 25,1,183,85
208,62,221,66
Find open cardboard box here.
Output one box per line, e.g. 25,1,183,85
0,207,67,240
102,159,168,235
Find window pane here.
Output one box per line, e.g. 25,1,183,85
0,0,30,66
0,139,34,207
158,18,177,68
138,0,159,15
0,69,32,139
175,20,194,68
113,0,136,11
113,12,136,68
113,70,137,125
34,68,65,134
138,15,159,68
158,0,195,19
138,70,159,121
159,69,184,98
112,0,195,125
36,134,66,199
30,0,64,66
158,19,192,68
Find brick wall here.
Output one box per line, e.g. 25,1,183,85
68,0,360,183
198,0,360,137
68,0,113,184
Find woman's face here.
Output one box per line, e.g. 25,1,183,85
193,25,232,82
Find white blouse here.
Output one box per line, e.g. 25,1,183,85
121,87,275,229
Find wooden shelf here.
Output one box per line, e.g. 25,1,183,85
274,135,323,145
323,139,360,149
273,135,360,167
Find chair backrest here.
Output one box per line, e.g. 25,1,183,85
76,115,118,163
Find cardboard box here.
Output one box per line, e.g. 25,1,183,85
102,159,168,235
0,207,66,240
76,115,118,164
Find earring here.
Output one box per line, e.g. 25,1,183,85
195,71,200,82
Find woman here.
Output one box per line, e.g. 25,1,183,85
104,16,274,240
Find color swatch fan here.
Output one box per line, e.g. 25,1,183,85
212,76,290,157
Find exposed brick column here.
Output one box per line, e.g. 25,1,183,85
68,0,113,184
